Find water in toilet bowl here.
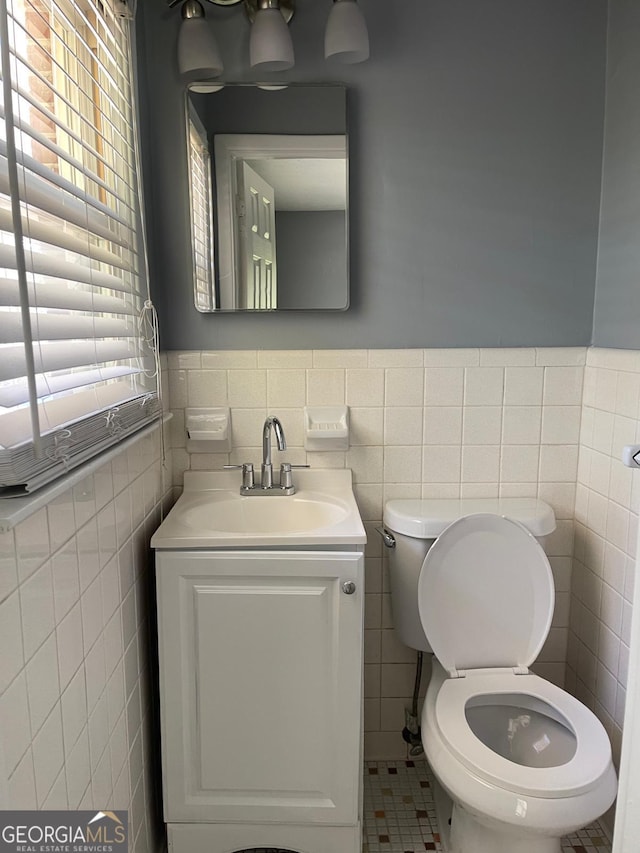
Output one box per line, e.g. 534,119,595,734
465,693,577,769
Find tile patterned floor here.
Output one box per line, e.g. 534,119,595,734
363,760,612,853
364,760,442,852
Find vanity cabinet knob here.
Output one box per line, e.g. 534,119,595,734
342,581,356,595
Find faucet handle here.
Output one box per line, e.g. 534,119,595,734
224,463,254,489
279,462,310,489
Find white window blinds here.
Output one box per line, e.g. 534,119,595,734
0,0,160,495
187,104,214,312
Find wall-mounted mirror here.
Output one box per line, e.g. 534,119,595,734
186,84,348,312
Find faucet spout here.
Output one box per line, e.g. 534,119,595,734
261,417,286,487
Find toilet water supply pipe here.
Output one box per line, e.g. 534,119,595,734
376,525,424,754
403,651,425,756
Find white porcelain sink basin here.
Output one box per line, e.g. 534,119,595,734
151,469,367,548
181,491,350,535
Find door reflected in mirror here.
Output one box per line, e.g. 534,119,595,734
185,84,348,312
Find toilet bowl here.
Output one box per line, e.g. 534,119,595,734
381,500,617,853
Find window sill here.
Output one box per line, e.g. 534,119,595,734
0,414,171,533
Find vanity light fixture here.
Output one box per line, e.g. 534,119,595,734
325,0,369,63
249,0,294,71
170,0,369,82
177,0,224,80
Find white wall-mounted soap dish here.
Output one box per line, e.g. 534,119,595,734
185,407,231,453
304,406,349,451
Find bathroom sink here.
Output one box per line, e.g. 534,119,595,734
151,469,366,548
180,491,350,534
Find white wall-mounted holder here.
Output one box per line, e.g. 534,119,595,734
304,406,349,451
185,407,231,453
622,445,640,468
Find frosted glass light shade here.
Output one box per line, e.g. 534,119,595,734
325,0,369,64
178,12,224,79
250,7,294,71
188,82,225,93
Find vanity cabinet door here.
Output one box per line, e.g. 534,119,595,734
156,550,364,826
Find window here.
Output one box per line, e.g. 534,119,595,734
186,104,214,312
0,0,160,494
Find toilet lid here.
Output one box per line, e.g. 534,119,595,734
417,514,554,674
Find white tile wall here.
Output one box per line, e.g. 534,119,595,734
167,347,587,759
0,425,172,853
567,348,640,773
5,345,635,824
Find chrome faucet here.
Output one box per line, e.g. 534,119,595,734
261,416,286,488
225,416,308,494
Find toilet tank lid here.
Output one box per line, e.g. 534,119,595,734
383,498,556,539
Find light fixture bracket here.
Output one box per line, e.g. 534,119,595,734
181,0,204,19
244,0,295,25
170,0,295,23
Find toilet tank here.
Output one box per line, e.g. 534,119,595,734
382,498,556,653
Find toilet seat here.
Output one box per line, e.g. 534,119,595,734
417,513,555,676
434,671,613,798
417,514,612,801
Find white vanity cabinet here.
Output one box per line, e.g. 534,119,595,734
155,547,365,853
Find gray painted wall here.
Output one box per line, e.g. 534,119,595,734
592,0,640,349
137,0,607,350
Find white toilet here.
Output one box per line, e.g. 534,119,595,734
382,498,617,853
